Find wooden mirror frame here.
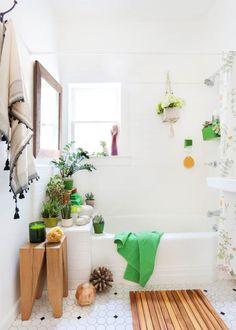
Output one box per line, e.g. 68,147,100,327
33,61,62,158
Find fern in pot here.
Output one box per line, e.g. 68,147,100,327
51,142,96,191
61,202,73,227
93,215,105,234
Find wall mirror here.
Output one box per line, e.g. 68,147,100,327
33,61,62,158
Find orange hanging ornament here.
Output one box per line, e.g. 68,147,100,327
183,156,195,168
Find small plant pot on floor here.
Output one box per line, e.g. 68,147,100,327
93,223,104,234
61,218,73,227
43,217,58,228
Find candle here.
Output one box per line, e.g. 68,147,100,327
29,221,46,243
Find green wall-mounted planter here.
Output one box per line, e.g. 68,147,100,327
202,125,220,141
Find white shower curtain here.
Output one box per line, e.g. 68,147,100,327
217,51,236,275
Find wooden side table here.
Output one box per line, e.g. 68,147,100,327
46,236,68,318
19,241,46,320
19,236,68,320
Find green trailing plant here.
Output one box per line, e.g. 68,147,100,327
85,192,95,201
46,174,65,203
41,200,61,218
93,214,104,224
61,202,72,219
51,141,96,178
156,94,185,114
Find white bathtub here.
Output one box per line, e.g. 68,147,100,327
91,215,218,286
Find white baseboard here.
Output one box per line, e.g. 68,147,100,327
0,299,19,330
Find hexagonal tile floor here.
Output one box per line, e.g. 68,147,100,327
9,280,236,329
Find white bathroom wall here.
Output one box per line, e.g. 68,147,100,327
56,14,221,223
0,1,59,329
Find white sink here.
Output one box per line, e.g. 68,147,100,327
207,177,236,193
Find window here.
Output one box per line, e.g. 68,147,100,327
69,83,121,155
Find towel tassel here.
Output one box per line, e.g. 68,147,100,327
14,206,20,220
19,192,25,199
4,159,10,171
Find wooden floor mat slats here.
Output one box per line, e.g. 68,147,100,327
129,289,228,330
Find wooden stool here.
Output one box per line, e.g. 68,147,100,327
19,236,68,320
46,236,68,318
19,241,46,320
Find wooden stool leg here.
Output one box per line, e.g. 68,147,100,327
62,237,68,297
20,244,45,320
47,246,63,318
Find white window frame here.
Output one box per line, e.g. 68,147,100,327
68,83,122,156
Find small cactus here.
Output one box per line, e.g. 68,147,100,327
61,202,71,219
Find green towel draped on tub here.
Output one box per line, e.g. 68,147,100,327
114,231,163,287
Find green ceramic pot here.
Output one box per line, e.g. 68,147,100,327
93,223,104,234
63,177,74,190
202,126,220,141
43,217,58,228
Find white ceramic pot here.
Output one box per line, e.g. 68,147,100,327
76,215,90,226
162,107,179,123
80,205,93,217
61,218,73,227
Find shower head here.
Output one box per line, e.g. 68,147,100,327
204,77,215,86
204,69,220,87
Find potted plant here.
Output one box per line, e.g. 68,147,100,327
41,200,61,228
156,93,185,123
46,174,65,204
85,192,95,207
202,117,221,141
61,202,73,227
51,142,96,190
93,215,104,234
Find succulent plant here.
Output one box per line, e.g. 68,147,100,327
41,200,61,218
85,192,95,200
93,215,104,224
61,202,72,219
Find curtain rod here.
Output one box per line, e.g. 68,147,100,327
0,0,18,23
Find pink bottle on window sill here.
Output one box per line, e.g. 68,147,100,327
111,125,119,156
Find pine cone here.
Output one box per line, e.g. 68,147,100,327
90,267,113,292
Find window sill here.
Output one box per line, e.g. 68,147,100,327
89,155,132,167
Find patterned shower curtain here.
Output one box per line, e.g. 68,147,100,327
217,51,236,275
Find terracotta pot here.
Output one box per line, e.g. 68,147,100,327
86,199,95,207
63,191,71,204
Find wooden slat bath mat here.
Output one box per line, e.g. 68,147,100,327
129,290,228,330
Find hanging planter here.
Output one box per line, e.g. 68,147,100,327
156,73,185,126
162,107,180,123
202,117,221,141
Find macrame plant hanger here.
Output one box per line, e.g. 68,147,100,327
164,72,176,137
